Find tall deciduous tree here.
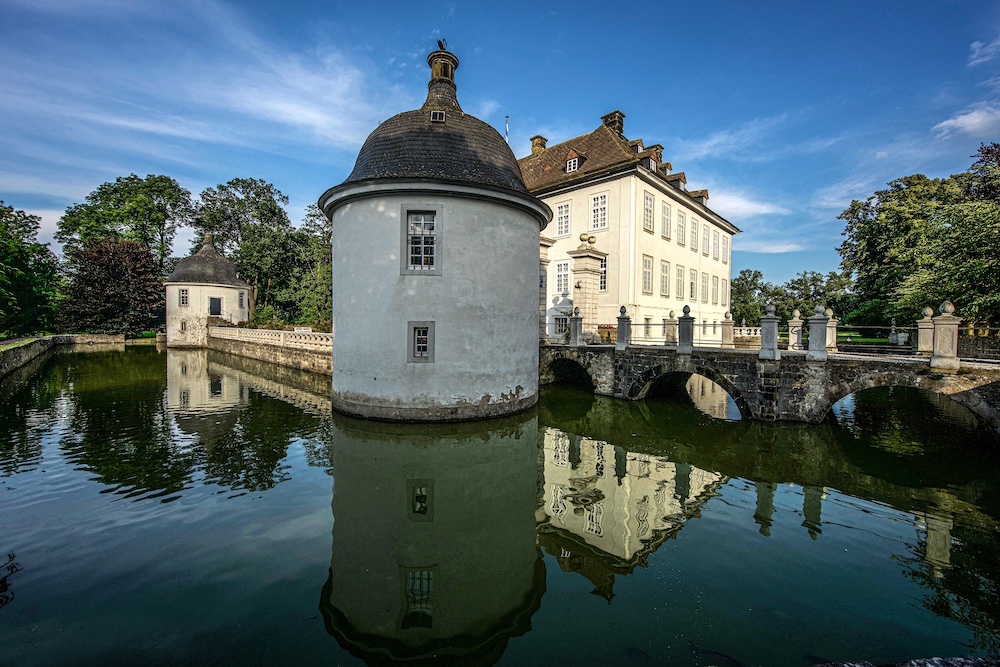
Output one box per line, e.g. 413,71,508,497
58,237,164,335
56,174,194,274
194,178,304,319
0,202,61,336
290,204,332,329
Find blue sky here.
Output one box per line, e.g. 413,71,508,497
3,0,1000,284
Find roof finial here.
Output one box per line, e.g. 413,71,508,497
423,48,462,111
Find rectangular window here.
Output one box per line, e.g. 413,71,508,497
689,269,697,301
179,288,189,307
556,261,569,293
599,257,607,291
554,317,569,335
702,225,710,256
590,193,608,230
676,211,686,245
556,203,571,236
402,569,434,629
722,278,729,307
660,260,670,296
566,157,579,173
713,230,720,261
644,317,652,338
676,265,685,299
238,292,244,309
661,202,671,239
690,219,699,252
722,236,730,264
407,321,434,363
643,192,654,233
701,272,709,303
712,275,719,305
642,255,653,294
407,211,436,270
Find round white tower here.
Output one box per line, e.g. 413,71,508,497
318,49,550,421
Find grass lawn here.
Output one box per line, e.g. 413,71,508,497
0,337,38,351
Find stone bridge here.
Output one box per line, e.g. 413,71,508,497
539,345,1000,435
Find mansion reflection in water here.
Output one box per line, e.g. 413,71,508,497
158,349,966,663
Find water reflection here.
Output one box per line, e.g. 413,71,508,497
538,430,724,599
321,413,544,665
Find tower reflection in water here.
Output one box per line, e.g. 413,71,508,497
321,412,545,666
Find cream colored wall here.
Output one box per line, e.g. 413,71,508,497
540,171,734,344
165,283,249,347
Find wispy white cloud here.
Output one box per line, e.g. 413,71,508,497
709,192,790,218
736,239,807,254
969,35,1000,66
671,115,788,162
470,99,500,119
932,102,1000,138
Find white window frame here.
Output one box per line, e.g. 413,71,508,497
401,205,443,276
407,321,435,363
644,317,652,338
554,316,569,335
590,193,608,230
701,272,709,303
566,157,579,173
722,236,730,265
642,255,653,294
676,265,685,299
660,260,670,296
643,192,654,233
690,219,699,253
712,275,719,305
702,225,710,256
179,288,189,307
556,202,571,237
556,261,570,294
689,269,697,301
661,202,671,239
712,230,720,261
676,211,686,245
599,257,607,291
722,278,729,307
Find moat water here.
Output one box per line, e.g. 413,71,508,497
1,346,999,666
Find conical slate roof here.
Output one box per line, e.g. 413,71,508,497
165,235,249,287
340,50,528,195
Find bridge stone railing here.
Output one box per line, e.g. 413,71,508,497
208,327,333,351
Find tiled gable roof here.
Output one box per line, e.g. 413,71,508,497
518,124,640,192
166,238,249,287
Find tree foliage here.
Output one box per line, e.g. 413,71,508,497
55,174,194,274
730,268,853,326
58,237,164,335
0,202,61,336
838,143,1000,324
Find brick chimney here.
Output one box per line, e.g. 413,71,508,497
600,110,625,136
530,135,548,156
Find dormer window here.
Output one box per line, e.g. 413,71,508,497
430,110,446,123
566,157,579,173
646,157,657,171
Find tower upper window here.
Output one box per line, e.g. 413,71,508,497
430,110,446,123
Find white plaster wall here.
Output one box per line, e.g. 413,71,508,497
331,191,543,414
541,173,735,343
165,283,249,347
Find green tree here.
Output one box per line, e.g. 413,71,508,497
776,270,854,323
57,237,164,335
729,269,775,326
0,202,61,336
56,174,194,274
194,178,305,320
837,174,965,323
289,204,332,329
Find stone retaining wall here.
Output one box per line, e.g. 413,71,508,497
0,334,125,380
206,330,332,376
959,332,1000,360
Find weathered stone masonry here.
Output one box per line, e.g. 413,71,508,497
540,345,1000,435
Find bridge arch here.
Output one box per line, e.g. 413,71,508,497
814,370,997,430
627,365,752,420
540,355,595,391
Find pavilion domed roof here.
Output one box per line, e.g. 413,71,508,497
165,234,249,287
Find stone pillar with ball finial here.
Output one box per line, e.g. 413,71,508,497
930,301,962,371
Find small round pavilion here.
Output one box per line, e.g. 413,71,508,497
318,48,551,421
163,234,250,347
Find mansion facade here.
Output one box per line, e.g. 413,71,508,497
519,110,739,345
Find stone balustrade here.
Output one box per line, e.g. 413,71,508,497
209,326,333,351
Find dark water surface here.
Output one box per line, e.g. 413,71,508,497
1,346,999,666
